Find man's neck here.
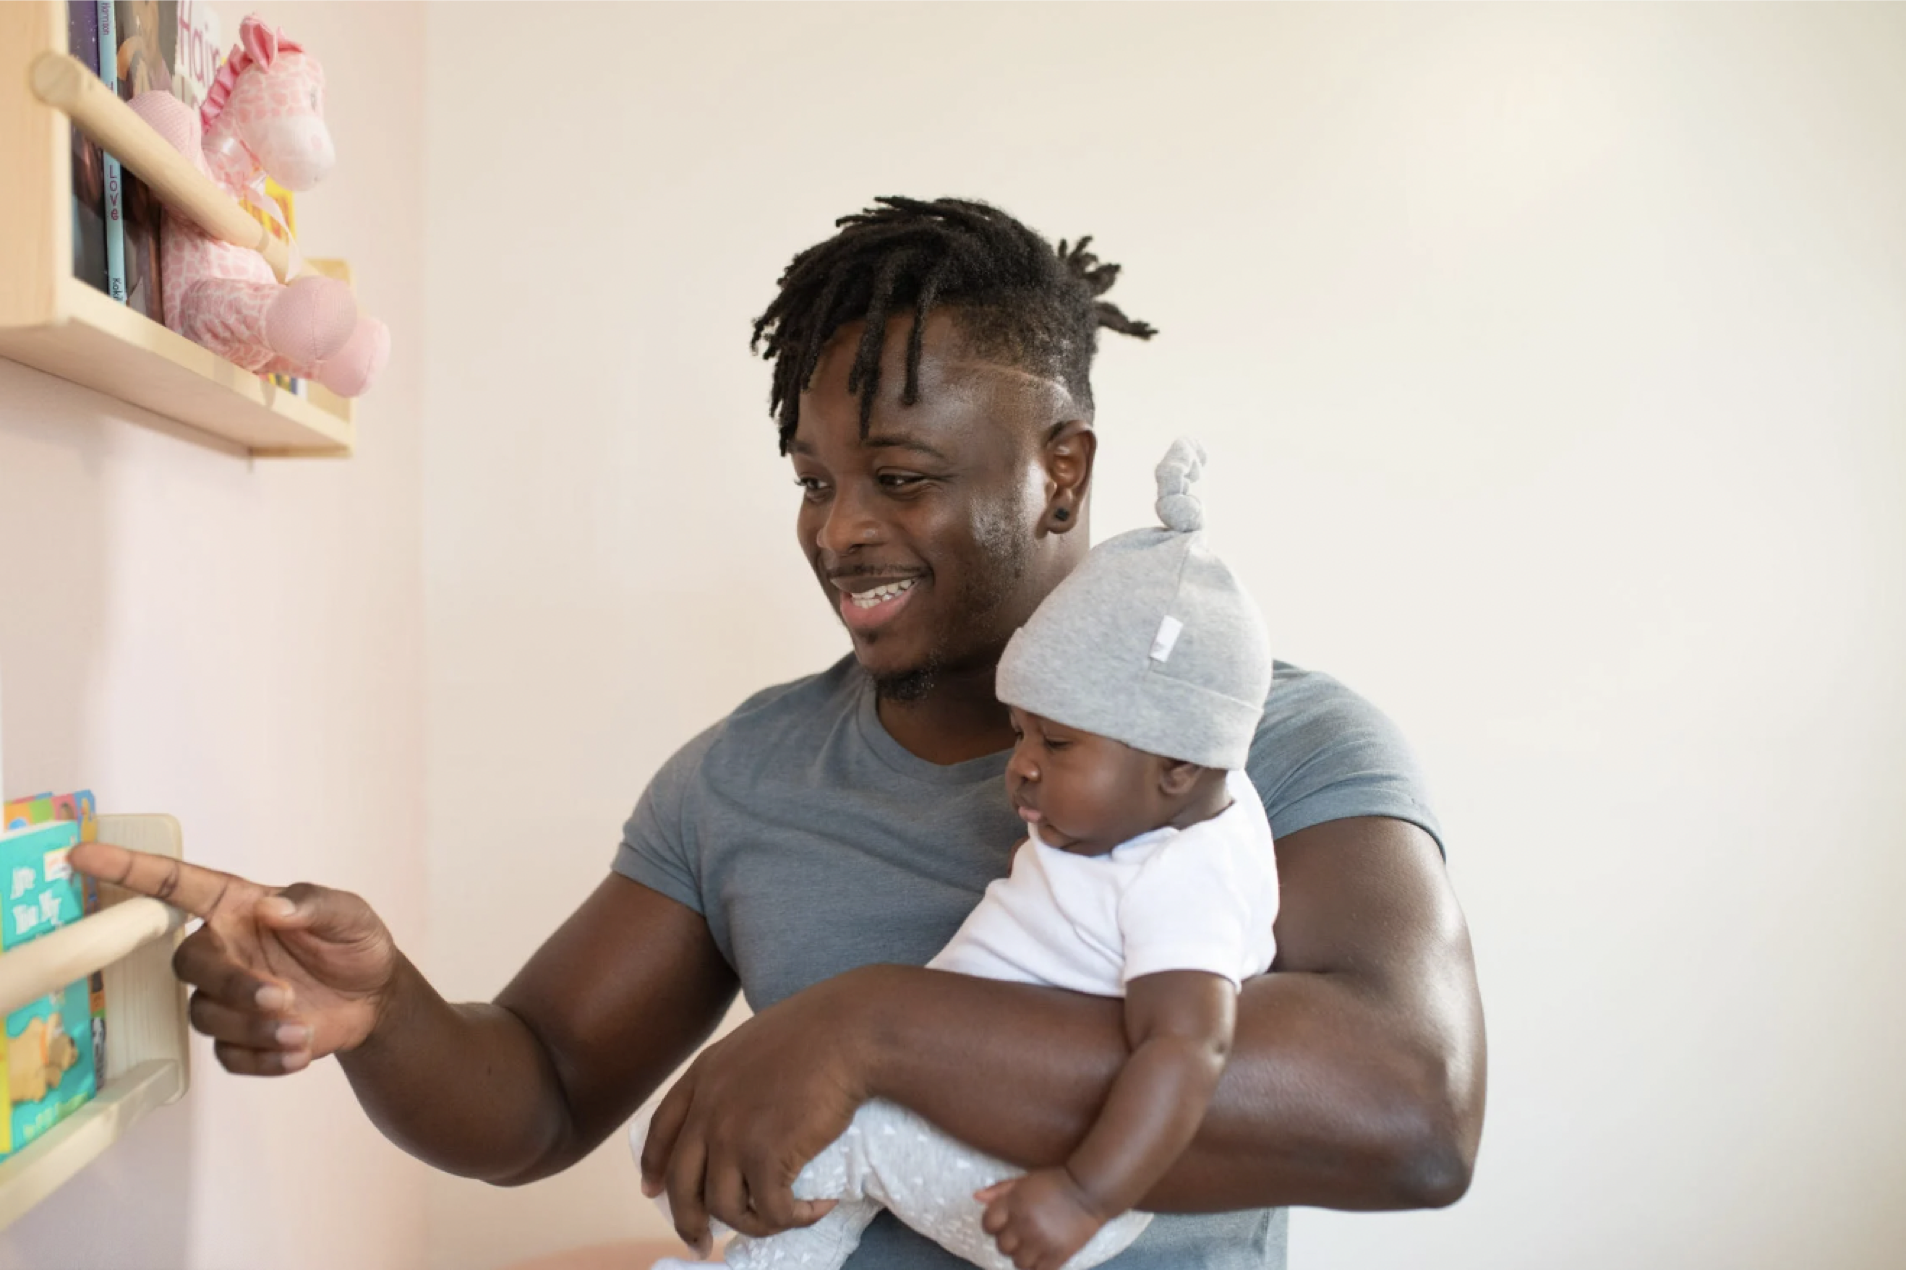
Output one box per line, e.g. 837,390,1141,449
875,666,1016,765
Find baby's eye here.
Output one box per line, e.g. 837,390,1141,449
1043,737,1072,752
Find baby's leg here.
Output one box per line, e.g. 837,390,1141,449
841,1100,1151,1270
642,1101,1147,1269
714,1200,881,1270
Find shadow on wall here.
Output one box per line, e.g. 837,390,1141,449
0,359,194,1268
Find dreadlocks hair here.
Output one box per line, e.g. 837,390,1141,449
751,197,1158,454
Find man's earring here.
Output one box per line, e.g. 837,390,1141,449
1053,507,1070,523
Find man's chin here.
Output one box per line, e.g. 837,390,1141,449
855,640,943,703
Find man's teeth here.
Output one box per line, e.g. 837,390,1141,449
849,578,918,609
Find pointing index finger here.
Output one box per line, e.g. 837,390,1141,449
68,841,252,921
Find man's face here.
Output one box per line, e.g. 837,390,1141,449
1003,706,1173,855
789,312,1075,697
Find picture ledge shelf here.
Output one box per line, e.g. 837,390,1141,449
0,0,359,458
0,815,192,1232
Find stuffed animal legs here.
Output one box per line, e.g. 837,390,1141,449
178,274,351,369
178,274,387,395
271,308,390,398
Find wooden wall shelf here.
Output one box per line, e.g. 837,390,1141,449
0,0,358,458
0,814,191,1232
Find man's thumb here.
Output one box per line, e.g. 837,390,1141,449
258,883,373,941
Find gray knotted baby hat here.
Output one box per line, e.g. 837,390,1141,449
995,438,1272,770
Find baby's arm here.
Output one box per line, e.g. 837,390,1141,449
978,970,1236,1270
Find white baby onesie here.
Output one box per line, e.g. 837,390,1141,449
929,768,1280,994
643,770,1279,1270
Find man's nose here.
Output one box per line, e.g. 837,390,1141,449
816,483,884,557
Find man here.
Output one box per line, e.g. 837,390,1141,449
75,197,1485,1269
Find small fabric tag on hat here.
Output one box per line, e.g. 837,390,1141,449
1150,615,1185,663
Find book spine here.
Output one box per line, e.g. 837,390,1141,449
96,0,127,304
65,0,108,293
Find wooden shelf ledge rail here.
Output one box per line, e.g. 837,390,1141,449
0,897,184,1018
29,50,293,282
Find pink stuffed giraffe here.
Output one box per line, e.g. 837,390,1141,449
127,15,387,397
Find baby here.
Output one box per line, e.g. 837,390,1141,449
646,437,1278,1270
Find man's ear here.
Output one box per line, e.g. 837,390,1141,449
1156,758,1205,798
1040,420,1096,535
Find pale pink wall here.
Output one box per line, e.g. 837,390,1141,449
0,4,430,1267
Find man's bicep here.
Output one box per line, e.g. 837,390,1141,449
1256,815,1485,1173
1269,816,1472,982
1138,817,1486,1211
496,873,738,1164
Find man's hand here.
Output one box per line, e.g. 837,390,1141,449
976,1168,1107,1270
69,842,398,1075
639,971,877,1254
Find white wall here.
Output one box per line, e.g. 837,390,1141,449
0,4,431,1267
423,5,1906,1268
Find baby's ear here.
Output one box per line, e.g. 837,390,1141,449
1156,757,1205,798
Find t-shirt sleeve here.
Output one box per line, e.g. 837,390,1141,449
1117,831,1255,990
1249,667,1445,855
612,723,723,914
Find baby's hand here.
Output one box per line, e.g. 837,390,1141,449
975,1167,1106,1270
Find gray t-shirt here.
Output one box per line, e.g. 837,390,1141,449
616,657,1442,1270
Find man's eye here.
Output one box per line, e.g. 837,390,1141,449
794,477,828,499
878,474,925,490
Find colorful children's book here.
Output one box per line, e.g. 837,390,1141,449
171,0,223,113
49,793,106,1083
66,2,110,297
3,795,53,833
95,0,128,302
0,792,107,1143
0,820,98,1161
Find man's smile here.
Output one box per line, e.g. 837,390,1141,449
832,572,926,632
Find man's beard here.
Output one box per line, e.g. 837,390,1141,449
873,499,1035,704
874,657,943,703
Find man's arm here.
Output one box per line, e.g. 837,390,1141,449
69,839,739,1187
874,815,1484,1210
343,874,737,1183
648,815,1483,1226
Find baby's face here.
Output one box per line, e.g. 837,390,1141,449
1003,706,1177,855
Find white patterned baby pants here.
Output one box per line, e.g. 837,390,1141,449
638,1098,1150,1269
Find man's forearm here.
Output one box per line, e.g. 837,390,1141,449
338,954,575,1184
860,964,1475,1212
